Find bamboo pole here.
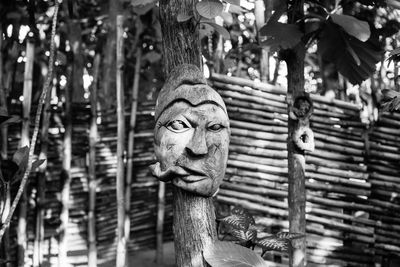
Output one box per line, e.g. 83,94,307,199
33,80,52,267
18,39,35,267
88,53,100,267
58,66,72,267
125,48,141,253
116,14,126,267
156,181,166,264
0,26,11,267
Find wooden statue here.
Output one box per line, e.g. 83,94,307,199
150,64,230,197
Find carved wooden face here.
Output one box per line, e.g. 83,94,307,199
152,100,230,197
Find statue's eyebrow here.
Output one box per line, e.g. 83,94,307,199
158,99,226,120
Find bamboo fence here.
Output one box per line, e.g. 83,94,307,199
3,73,400,267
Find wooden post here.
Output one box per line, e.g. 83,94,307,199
88,53,100,267
116,14,126,267
159,1,216,266
285,1,307,266
58,65,72,267
33,81,52,267
18,40,35,267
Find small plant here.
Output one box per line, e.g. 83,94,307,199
204,205,304,266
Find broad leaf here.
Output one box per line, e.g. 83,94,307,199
196,0,224,19
230,228,257,243
319,21,383,85
202,21,230,39
331,14,370,42
387,0,400,9
232,206,255,225
204,241,268,267
177,13,193,22
260,22,303,52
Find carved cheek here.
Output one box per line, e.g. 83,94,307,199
156,128,193,169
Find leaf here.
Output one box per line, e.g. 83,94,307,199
387,47,400,64
318,21,383,85
131,0,157,7
381,89,400,112
275,231,304,240
32,159,46,171
177,13,193,22
387,0,400,9
204,241,268,267
331,14,370,42
0,115,21,126
202,21,230,39
255,236,289,252
196,0,224,20
224,0,240,5
227,4,244,14
142,51,161,63
260,22,303,52
230,228,257,243
13,146,29,167
220,12,233,25
1,160,19,182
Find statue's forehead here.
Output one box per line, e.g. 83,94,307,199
155,84,227,121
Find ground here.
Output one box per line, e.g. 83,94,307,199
100,242,175,267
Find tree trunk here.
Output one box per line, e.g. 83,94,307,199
285,1,307,267
159,1,216,266
18,40,35,267
116,14,127,267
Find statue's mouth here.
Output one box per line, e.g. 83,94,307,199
177,166,208,183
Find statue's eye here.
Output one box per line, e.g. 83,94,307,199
208,124,224,132
166,120,190,132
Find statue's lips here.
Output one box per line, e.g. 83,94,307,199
177,166,208,183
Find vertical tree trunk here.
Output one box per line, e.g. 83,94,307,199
33,80,52,267
255,0,269,82
285,1,307,267
88,53,100,267
18,40,35,267
116,14,126,267
159,1,216,266
58,66,72,267
101,0,120,109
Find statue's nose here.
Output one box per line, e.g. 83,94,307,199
185,128,208,156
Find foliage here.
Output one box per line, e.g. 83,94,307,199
204,241,268,267
214,205,304,262
380,89,400,111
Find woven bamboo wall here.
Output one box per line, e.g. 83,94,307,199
211,73,400,266
4,75,400,266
